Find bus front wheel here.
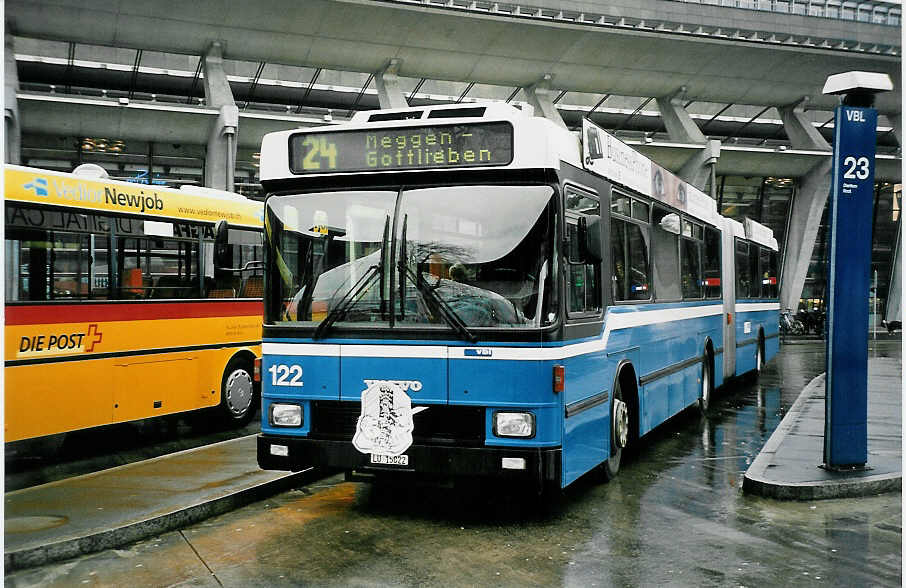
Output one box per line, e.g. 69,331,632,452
602,378,630,481
219,357,256,425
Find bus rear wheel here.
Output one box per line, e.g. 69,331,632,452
602,378,630,481
219,357,256,425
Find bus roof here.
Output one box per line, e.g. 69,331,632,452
744,217,780,251
5,164,263,229
259,103,772,240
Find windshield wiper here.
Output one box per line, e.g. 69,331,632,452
312,215,389,340
397,218,475,342
398,214,408,320
403,265,477,344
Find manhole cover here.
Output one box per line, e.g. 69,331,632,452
6,515,68,533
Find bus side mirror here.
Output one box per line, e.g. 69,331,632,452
214,219,230,269
578,215,602,263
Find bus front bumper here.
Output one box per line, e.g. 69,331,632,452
257,434,561,485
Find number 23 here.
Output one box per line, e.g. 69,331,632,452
843,156,870,180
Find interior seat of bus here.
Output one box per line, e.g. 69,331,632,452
208,287,236,298
150,275,191,299
240,275,264,298
121,267,146,298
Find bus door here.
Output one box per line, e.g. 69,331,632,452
561,186,607,486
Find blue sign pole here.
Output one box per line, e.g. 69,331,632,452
824,105,878,468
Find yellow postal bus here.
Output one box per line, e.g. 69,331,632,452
4,164,264,443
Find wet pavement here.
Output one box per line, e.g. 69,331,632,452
4,436,313,570
5,341,902,587
5,407,262,492
744,352,901,499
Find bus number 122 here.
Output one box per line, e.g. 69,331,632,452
269,363,304,387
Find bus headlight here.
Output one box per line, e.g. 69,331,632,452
270,403,303,427
494,411,535,438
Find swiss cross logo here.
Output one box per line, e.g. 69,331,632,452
17,323,105,357
85,324,103,352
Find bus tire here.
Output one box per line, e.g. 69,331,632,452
602,376,630,481
219,356,256,425
697,350,714,415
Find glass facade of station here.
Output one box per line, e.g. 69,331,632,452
718,175,901,325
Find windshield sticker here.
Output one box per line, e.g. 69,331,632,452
312,210,328,235
352,381,421,456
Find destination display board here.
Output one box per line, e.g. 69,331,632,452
289,122,514,174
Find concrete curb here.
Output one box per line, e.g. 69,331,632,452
742,373,902,500
4,468,316,571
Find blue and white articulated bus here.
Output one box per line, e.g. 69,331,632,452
255,103,779,491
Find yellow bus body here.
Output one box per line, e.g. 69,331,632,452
5,165,264,442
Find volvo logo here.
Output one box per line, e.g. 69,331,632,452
363,379,423,392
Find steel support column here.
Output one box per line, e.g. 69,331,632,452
374,59,407,110
522,74,566,129
779,97,833,312
678,140,720,194
885,216,901,324
779,98,831,151
888,113,902,147
202,41,238,191
5,27,21,164
656,88,719,193
780,158,832,312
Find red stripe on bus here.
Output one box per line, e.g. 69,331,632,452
5,301,264,325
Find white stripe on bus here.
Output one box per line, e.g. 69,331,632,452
264,304,726,361
735,302,780,312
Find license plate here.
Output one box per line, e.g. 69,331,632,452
370,453,409,466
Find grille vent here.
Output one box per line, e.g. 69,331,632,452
310,401,485,447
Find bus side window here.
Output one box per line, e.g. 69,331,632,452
5,227,49,301
6,206,111,302
735,240,750,299
703,227,721,299
210,228,264,297
760,246,779,299
566,188,600,316
566,221,600,315
651,205,681,300
748,242,760,298
611,217,650,302
680,236,702,299
118,236,199,299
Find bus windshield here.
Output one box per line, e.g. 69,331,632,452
266,185,557,334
